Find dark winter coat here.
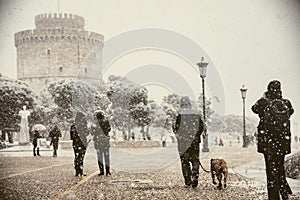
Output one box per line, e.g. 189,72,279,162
252,90,294,155
49,126,62,144
70,113,89,149
172,108,204,156
32,130,41,146
70,124,89,149
91,119,111,150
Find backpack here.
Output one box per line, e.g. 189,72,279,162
264,99,290,131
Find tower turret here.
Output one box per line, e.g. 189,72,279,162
14,13,103,93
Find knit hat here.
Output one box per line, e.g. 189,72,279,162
267,80,281,92
180,96,192,108
95,111,104,120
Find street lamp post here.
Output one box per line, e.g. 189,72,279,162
197,57,209,152
240,85,247,148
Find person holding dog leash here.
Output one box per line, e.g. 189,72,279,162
252,80,294,200
173,96,204,188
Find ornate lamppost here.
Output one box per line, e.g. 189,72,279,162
240,85,247,148
197,57,209,152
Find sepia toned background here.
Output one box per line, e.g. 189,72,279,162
0,0,300,125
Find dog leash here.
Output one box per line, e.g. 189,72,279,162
199,160,211,173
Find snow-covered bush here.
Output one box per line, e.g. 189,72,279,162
38,79,109,130
0,75,36,131
106,75,151,138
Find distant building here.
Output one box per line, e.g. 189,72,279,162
14,13,103,93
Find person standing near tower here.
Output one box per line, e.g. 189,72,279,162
70,112,89,177
252,80,294,200
91,111,111,176
173,96,204,188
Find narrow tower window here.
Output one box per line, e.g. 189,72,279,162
59,66,63,72
47,49,51,55
85,68,87,73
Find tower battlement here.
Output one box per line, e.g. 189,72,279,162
14,29,104,47
35,13,85,29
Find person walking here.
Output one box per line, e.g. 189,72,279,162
219,138,224,146
32,130,41,156
70,112,89,177
172,96,204,188
91,111,111,176
49,125,62,157
252,80,294,200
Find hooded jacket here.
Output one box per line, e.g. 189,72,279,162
252,80,294,155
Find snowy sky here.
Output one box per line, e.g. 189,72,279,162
0,0,300,130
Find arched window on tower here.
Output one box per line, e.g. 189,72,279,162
59,66,63,72
85,68,87,74
47,49,51,55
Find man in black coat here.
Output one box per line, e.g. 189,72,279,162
49,125,62,157
252,80,294,200
173,96,204,188
91,111,111,176
70,112,89,177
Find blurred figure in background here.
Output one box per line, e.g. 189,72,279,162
33,130,41,156
49,125,62,157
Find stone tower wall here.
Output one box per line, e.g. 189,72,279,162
14,13,103,93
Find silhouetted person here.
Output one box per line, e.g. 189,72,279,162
252,80,294,200
219,138,224,146
33,130,41,156
91,111,111,176
161,135,166,147
173,96,204,188
49,125,62,157
131,131,135,141
70,112,89,177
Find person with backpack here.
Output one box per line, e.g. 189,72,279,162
91,111,111,176
172,96,204,188
252,80,294,200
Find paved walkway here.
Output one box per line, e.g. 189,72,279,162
1,142,300,199
232,143,300,197
233,156,300,197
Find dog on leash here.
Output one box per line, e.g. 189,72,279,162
210,158,228,189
